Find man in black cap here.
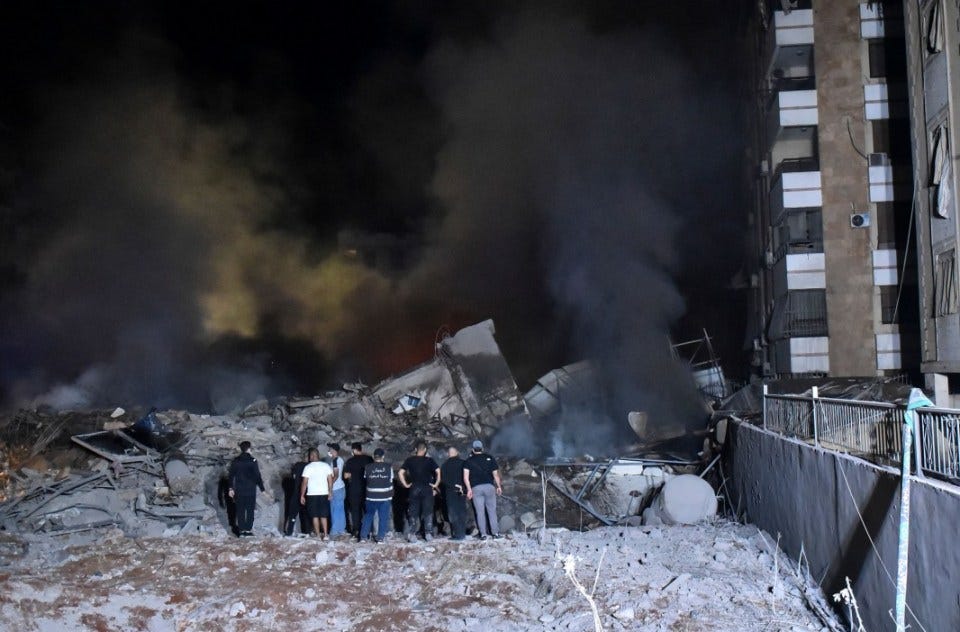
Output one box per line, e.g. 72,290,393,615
440,445,467,541
398,441,440,542
359,448,393,542
228,441,265,537
464,440,503,540
342,442,374,537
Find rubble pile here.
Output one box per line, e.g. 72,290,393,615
0,521,842,631
0,321,534,540
0,320,849,629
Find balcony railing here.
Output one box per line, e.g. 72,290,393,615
764,76,817,112
770,168,823,225
771,156,820,185
762,389,960,481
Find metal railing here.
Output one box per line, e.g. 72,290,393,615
762,386,960,481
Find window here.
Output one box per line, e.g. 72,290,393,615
776,208,823,255
868,40,905,78
927,0,943,55
880,285,898,324
930,125,951,218
936,249,958,317
876,202,897,248
768,290,828,339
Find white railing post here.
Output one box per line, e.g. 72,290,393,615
913,409,925,479
762,384,769,430
811,386,820,446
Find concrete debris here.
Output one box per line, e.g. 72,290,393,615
0,321,535,544
0,324,855,629
0,520,842,630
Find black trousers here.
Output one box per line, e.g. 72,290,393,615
405,484,435,534
235,494,256,532
285,487,307,535
346,488,365,534
444,488,466,539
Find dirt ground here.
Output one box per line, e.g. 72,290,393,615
0,519,841,632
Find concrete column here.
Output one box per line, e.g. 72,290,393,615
813,0,877,376
925,372,950,407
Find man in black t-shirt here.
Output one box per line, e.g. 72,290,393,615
284,452,309,536
342,442,374,537
398,441,440,542
464,440,502,540
440,445,467,540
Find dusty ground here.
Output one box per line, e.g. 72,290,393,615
0,520,840,632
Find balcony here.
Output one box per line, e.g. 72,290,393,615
873,249,899,286
864,82,907,120
773,252,826,297
876,333,902,370
770,163,823,225
860,2,903,40
766,78,818,151
868,154,911,202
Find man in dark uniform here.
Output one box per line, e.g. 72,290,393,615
342,442,374,537
359,448,394,542
440,445,467,541
228,441,265,537
284,451,309,536
398,441,440,542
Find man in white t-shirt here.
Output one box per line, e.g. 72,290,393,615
299,448,334,540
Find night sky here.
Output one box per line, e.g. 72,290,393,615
0,1,750,415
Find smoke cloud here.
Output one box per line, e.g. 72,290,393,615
0,4,743,429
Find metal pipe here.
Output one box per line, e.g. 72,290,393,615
894,410,914,632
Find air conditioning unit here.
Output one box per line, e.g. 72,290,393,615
850,212,871,228
869,153,890,167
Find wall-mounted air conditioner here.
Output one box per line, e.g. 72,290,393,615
850,213,871,228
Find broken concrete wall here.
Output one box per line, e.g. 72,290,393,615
372,319,526,435
725,420,960,632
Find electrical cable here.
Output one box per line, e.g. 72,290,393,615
846,117,869,160
891,188,918,324
834,444,929,632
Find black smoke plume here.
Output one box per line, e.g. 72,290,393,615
0,3,745,425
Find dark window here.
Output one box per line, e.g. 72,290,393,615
869,40,907,79
880,285,898,324
936,249,958,317
876,202,897,249
768,290,828,339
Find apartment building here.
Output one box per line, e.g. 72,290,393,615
903,0,960,404
746,0,916,378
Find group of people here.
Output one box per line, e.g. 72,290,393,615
226,438,504,542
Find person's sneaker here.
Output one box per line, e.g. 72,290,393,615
478,535,488,541
321,534,329,542
374,538,383,544
491,533,503,540
406,532,417,543
424,533,433,542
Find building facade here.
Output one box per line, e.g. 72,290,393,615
903,0,960,405
746,0,917,379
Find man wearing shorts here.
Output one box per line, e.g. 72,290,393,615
300,448,334,540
